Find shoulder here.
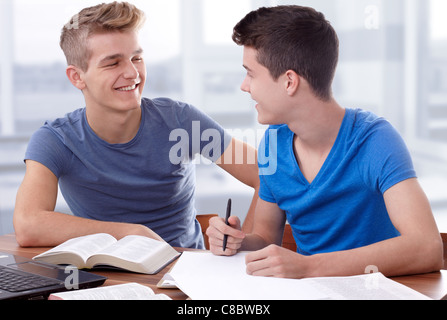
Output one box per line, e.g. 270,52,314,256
345,108,403,151
47,108,84,128
141,97,205,124
347,108,410,158
141,97,225,132
348,109,415,192
142,97,195,114
26,111,84,177
350,108,395,136
43,108,85,140
29,109,84,145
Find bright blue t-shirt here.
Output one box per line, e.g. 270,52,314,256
258,108,416,256
25,97,232,249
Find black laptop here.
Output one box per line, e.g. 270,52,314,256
0,252,106,300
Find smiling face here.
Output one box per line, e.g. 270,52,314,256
76,31,147,114
240,46,291,125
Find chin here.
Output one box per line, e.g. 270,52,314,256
257,114,277,126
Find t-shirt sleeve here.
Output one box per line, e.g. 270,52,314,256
175,101,232,162
357,119,417,194
25,126,71,178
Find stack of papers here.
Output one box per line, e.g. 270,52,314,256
165,252,431,300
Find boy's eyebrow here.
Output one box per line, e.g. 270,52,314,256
99,54,123,64
243,65,254,74
99,48,144,65
134,48,144,55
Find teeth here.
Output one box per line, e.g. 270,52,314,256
117,84,137,91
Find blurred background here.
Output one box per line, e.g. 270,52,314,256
1,0,447,235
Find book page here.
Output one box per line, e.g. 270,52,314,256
34,233,117,263
48,283,171,300
93,235,167,263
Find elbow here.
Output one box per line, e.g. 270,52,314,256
13,211,39,248
433,237,445,272
422,236,444,273
14,225,34,248
14,232,34,249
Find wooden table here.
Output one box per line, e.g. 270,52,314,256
1,234,446,300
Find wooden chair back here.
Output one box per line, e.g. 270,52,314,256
441,233,447,270
196,214,219,250
282,224,297,252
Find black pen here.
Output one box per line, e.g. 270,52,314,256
223,199,232,252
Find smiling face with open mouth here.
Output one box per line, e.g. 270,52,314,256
78,30,147,115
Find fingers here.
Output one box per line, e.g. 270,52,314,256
206,216,245,256
245,246,273,276
245,245,296,278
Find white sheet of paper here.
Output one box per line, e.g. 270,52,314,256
168,251,329,300
168,252,431,300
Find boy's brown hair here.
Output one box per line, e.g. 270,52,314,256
60,1,146,71
233,5,339,101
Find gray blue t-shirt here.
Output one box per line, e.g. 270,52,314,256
258,108,416,256
25,97,232,249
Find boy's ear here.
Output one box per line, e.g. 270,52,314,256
66,66,86,90
284,70,300,96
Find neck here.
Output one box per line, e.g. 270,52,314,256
288,97,345,152
86,107,142,144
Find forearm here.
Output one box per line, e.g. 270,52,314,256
239,232,277,252
241,185,259,233
14,209,162,248
307,235,443,278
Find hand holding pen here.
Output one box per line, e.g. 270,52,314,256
206,198,246,256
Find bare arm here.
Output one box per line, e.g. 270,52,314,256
14,160,163,248
216,138,260,233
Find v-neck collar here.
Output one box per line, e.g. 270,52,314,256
289,109,350,188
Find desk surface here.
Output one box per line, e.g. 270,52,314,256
1,234,446,300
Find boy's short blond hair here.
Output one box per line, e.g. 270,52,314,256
60,1,146,71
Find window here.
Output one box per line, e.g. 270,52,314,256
203,0,250,45
422,0,447,142
1,0,447,234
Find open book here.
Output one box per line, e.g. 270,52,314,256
48,283,171,300
33,233,181,275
